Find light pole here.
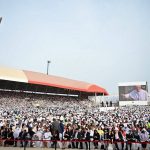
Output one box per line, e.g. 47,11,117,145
47,60,51,75
0,17,2,24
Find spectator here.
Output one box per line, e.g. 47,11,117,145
140,128,149,150
93,129,100,149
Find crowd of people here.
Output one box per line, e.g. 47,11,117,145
0,91,150,150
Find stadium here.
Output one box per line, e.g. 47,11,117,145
0,65,150,150
1,1,150,150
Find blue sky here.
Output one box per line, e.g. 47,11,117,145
0,0,150,94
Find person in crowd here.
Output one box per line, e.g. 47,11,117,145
106,101,108,107
13,125,21,147
43,128,52,148
22,129,30,147
63,127,71,148
146,119,150,135
32,130,41,148
113,127,120,150
72,128,78,148
110,101,112,107
1,127,8,140
70,127,76,149
58,119,65,149
28,127,35,147
118,127,126,150
140,128,149,150
103,125,109,140
52,118,60,134
126,130,135,150
97,127,104,140
89,126,94,141
51,130,59,148
18,129,24,147
77,128,84,149
4,128,14,147
93,129,100,149
84,127,90,150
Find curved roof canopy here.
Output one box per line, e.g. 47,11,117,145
0,66,108,95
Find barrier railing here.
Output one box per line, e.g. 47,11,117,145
0,139,150,150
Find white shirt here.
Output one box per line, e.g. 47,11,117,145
140,131,149,142
75,132,78,139
0,122,3,128
43,132,52,140
125,89,148,100
36,130,43,140
13,128,21,138
90,130,94,140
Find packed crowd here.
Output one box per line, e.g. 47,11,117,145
0,91,150,150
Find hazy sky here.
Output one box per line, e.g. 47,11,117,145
0,0,150,94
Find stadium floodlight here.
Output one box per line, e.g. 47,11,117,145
0,17,2,23
47,60,51,75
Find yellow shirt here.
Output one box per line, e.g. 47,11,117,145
97,130,104,135
147,122,150,129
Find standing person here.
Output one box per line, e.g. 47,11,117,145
13,126,21,147
63,127,71,148
58,120,64,140
84,128,90,150
104,126,109,140
106,101,108,107
4,128,14,147
113,128,120,150
126,130,135,150
58,120,64,149
51,118,60,133
93,129,100,149
52,130,59,148
77,128,84,149
140,128,149,150
97,127,104,140
110,101,112,107
107,129,114,150
1,127,8,140
70,127,76,149
51,118,60,147
146,119,150,135
18,129,24,147
89,127,94,141
135,126,141,149
43,128,52,148
1,127,8,146
34,128,43,148
73,128,81,149
28,127,35,147
22,129,29,147
118,127,126,150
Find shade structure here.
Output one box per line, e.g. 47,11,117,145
0,66,28,83
0,66,108,95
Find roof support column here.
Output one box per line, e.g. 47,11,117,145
95,92,97,105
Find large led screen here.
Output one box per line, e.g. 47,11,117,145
119,82,148,101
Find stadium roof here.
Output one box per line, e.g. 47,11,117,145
0,66,108,95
